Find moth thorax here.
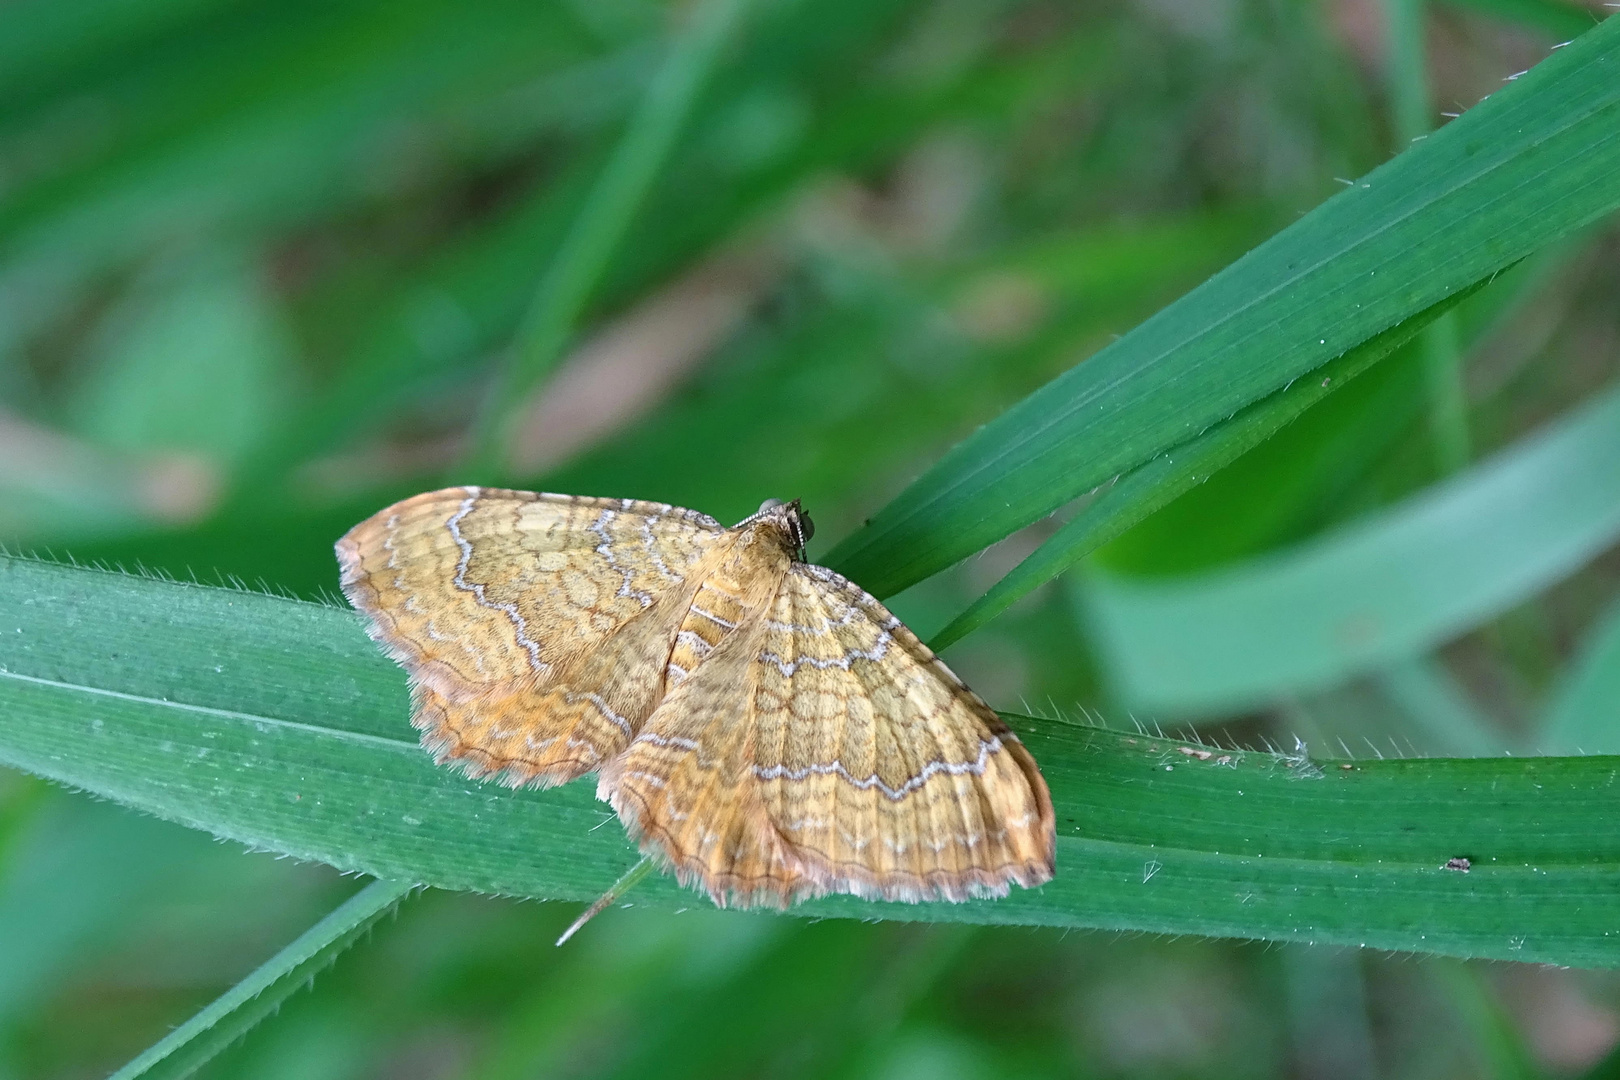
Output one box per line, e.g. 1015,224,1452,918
752,498,815,556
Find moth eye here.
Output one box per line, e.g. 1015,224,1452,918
797,511,815,545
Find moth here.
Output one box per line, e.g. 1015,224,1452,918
338,487,1054,908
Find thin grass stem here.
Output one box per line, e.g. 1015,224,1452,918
1383,0,1472,474
459,0,752,482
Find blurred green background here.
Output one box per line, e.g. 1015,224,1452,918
3,0,1619,1076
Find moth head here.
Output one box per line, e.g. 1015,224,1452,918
748,497,815,560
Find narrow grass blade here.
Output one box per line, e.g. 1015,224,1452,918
109,878,416,1080
1384,0,1474,474
928,289,1476,653
825,16,1620,599
1420,312,1471,474
1384,0,1436,145
1541,594,1620,754
1444,0,1602,39
1080,379,1620,715
6,557,1620,965
1375,658,1508,756
1430,961,1543,1080
460,0,752,480
1281,947,1377,1080
0,4,617,363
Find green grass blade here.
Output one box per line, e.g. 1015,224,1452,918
927,289,1476,653
108,878,415,1080
1375,658,1508,756
1430,961,1544,1080
824,15,1620,599
1542,594,1620,754
1420,312,1471,474
1383,0,1435,145
5,557,1620,965
0,3,615,360
1383,0,1475,475
1443,0,1601,39
1080,379,1620,715
1281,947,1378,1080
460,0,752,480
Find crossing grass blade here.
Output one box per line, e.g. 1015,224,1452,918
1444,0,1602,39
1542,595,1620,755
4,555,1620,967
1079,378,1620,715
824,14,1620,600
926,285,1480,653
107,878,415,1080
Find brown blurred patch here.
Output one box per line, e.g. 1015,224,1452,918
0,412,219,526
791,132,990,261
312,133,998,496
952,270,1050,345
301,240,783,496
1497,965,1619,1071
1327,0,1386,73
509,241,783,475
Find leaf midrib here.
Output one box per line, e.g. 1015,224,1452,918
0,668,418,755
8,668,1571,878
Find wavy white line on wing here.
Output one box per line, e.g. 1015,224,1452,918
446,491,551,673
752,736,1003,800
